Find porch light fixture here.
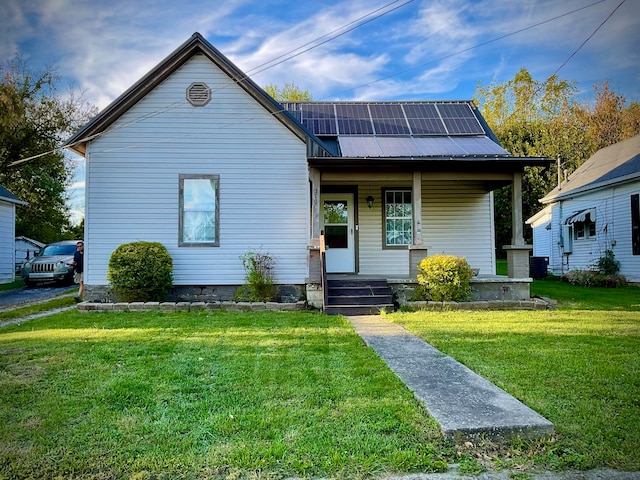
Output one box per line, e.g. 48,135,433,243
366,195,374,209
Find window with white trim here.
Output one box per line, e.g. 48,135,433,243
179,174,219,246
384,189,412,246
573,215,596,240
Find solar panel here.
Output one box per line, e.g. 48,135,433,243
301,104,337,135
335,104,373,135
281,101,486,138
369,104,411,135
436,103,485,135
403,104,447,135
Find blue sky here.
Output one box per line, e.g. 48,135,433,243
2,0,639,223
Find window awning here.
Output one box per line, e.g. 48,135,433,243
564,208,596,224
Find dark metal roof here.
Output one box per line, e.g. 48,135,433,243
0,185,26,205
542,134,640,203
279,100,546,163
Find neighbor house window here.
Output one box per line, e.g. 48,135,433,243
384,189,412,246
179,174,219,246
573,217,596,240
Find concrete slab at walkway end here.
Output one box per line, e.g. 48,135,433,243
348,315,554,443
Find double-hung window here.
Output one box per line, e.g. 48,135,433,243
179,174,219,246
384,189,412,247
573,217,596,240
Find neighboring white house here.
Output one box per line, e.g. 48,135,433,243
0,185,27,284
15,236,45,272
528,134,640,283
65,33,551,304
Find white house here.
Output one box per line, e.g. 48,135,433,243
65,33,551,307
15,236,45,272
528,134,640,283
0,185,27,284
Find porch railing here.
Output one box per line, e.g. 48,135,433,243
319,231,327,313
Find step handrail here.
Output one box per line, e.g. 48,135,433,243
320,231,327,313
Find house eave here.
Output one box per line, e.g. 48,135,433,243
541,172,640,204
307,155,552,171
64,32,321,157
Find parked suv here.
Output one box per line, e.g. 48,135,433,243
20,240,81,287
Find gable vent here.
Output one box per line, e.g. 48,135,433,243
187,82,211,107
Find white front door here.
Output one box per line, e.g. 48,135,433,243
321,193,355,273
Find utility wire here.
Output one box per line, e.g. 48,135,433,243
551,0,625,77
244,0,413,75
8,0,412,166
496,0,626,127
321,0,609,99
8,0,619,165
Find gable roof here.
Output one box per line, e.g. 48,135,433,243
65,32,330,157
15,236,46,248
65,32,551,171
541,134,640,203
0,185,26,205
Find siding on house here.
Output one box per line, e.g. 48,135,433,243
85,55,309,286
325,175,496,277
0,201,16,284
544,181,640,281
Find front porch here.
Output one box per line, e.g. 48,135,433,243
305,272,535,312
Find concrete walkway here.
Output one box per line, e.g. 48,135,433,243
347,315,554,443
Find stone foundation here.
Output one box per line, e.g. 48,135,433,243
389,276,532,303
78,300,308,313
84,283,306,304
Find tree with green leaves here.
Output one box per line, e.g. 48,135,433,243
0,57,96,243
264,82,312,102
474,68,640,253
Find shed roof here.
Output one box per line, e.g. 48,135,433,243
541,134,640,203
0,185,26,205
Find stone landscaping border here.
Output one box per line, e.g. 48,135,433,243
77,297,555,313
77,301,308,313
401,297,556,311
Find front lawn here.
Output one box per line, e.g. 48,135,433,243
0,311,448,479
388,278,640,472
1,279,639,478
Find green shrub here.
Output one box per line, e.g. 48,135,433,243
595,249,620,275
563,269,596,287
416,254,473,301
234,251,276,302
593,274,627,288
107,241,173,302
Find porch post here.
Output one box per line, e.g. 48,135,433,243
503,171,532,278
412,171,423,245
310,167,321,245
511,171,525,246
409,171,428,277
306,167,323,287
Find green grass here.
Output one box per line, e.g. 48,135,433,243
2,280,639,478
0,295,77,322
387,278,640,472
0,311,449,479
496,258,508,275
532,277,640,311
0,278,24,292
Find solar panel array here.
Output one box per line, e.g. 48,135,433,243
282,102,485,136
